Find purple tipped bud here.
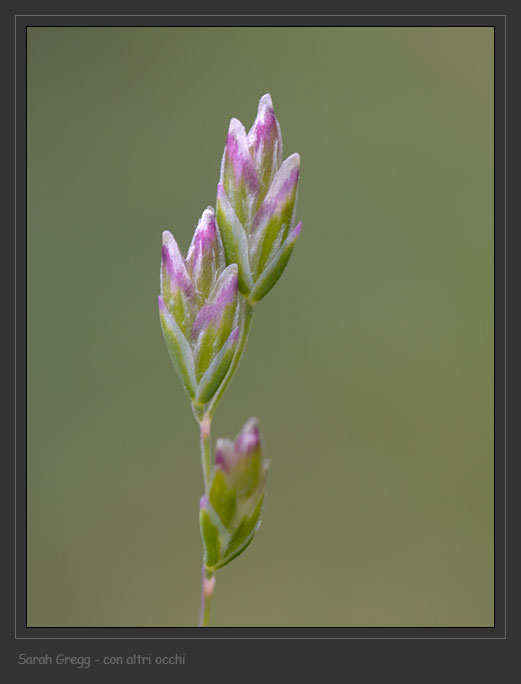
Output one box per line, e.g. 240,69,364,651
235,418,261,457
263,153,300,213
249,153,300,277
158,294,167,315
215,438,236,472
247,94,283,204
252,154,300,235
229,417,265,501
220,118,259,228
222,119,259,194
200,494,209,509
202,418,268,569
211,419,265,502
289,221,303,240
161,230,194,299
191,265,239,341
214,451,227,471
187,208,218,272
227,326,240,346
186,207,225,301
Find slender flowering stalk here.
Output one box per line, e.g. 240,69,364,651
158,94,301,626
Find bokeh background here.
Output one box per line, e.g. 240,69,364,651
27,27,494,627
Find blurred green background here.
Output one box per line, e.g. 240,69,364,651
27,27,494,627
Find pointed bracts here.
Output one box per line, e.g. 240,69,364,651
199,419,268,571
217,94,302,301
159,208,239,406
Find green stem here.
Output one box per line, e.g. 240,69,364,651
206,298,254,421
198,565,215,627
199,416,212,492
196,297,254,626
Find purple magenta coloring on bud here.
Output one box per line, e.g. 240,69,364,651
215,450,228,472
248,94,280,151
215,274,238,309
158,295,167,315
216,182,228,206
191,307,214,341
227,326,240,346
187,208,218,271
191,267,238,340
200,494,209,509
272,166,299,205
252,113,276,150
251,155,300,236
161,243,174,273
289,221,303,240
215,438,236,472
235,418,261,456
225,119,259,194
162,231,194,297
268,154,300,202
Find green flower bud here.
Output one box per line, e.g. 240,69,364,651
199,419,268,571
